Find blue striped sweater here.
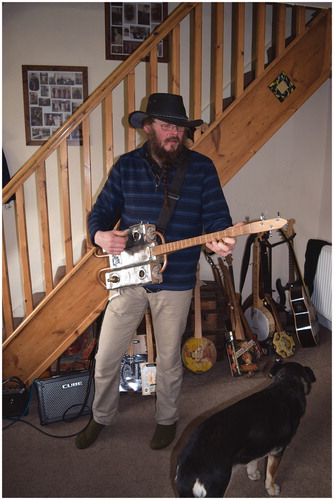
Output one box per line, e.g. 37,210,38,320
88,142,232,290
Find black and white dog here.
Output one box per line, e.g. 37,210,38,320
175,362,316,497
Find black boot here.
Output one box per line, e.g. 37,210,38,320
149,422,177,450
75,419,105,449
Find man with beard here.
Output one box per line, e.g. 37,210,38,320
75,93,237,450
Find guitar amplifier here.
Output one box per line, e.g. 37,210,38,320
3,377,29,418
35,370,94,425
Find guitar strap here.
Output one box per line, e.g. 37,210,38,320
239,233,256,294
155,151,189,234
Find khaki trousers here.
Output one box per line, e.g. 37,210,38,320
93,286,193,426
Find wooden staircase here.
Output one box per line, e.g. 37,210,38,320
195,8,331,183
2,3,331,386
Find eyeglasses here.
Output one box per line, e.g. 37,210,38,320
153,121,187,132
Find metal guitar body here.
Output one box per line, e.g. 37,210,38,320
97,223,165,290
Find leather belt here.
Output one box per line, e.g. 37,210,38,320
143,286,162,293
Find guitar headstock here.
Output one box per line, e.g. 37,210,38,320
203,250,215,268
247,217,287,234
225,254,233,266
280,218,296,240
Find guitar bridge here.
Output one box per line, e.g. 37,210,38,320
105,262,163,290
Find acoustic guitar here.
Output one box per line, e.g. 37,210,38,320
182,265,217,374
276,220,319,347
281,231,320,348
244,234,276,343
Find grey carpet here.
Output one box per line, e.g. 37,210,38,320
2,327,331,498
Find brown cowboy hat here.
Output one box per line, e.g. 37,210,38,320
128,93,203,129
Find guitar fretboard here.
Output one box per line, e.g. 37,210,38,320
152,218,286,257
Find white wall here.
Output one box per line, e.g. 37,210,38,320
3,2,332,311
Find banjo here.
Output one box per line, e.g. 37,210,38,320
96,218,287,291
181,265,217,374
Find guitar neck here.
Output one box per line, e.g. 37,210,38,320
194,268,202,339
288,240,313,304
288,242,297,283
152,218,286,257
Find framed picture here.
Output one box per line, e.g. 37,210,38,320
105,3,168,62
22,65,88,145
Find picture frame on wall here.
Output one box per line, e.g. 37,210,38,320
22,65,88,145
105,3,168,62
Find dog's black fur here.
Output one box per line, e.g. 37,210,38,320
175,362,316,497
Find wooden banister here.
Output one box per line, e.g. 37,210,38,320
149,47,158,94
104,92,114,174
16,185,34,315
213,3,224,119
295,6,306,35
127,70,136,152
2,226,14,336
82,117,93,225
192,4,202,143
171,24,180,95
275,4,286,55
59,141,73,272
255,3,266,77
233,3,245,97
36,162,53,294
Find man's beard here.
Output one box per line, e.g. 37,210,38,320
148,129,187,167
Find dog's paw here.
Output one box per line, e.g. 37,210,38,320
246,460,261,481
266,483,281,496
248,470,261,481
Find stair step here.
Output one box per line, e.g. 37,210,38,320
54,265,66,287
33,291,46,308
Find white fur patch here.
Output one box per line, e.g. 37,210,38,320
193,478,207,497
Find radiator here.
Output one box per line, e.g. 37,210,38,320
311,245,332,328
